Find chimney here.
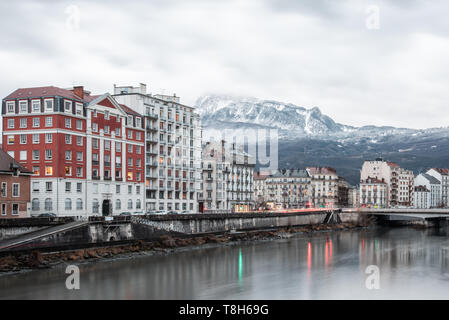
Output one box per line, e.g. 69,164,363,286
73,86,84,99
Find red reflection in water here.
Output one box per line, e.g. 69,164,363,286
361,239,365,264
329,239,333,264
325,241,329,268
307,242,312,271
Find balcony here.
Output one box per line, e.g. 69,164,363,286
92,176,100,180
116,177,123,182
104,177,112,181
92,160,99,166
147,112,159,120
104,162,111,167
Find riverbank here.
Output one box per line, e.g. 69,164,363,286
0,221,369,274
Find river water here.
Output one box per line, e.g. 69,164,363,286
1,226,449,300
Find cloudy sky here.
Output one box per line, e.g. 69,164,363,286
1,0,449,129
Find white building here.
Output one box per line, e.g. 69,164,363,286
414,185,431,209
414,173,441,208
426,168,449,207
113,84,202,213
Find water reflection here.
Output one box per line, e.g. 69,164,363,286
1,227,449,299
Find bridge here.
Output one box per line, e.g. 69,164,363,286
342,208,449,226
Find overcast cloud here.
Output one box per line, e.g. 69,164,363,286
1,0,449,129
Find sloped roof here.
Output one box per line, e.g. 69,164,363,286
421,173,441,185
271,169,309,178
4,86,84,101
0,149,32,174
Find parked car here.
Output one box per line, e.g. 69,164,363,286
133,211,145,216
180,210,191,214
120,212,132,216
38,213,56,218
167,210,178,215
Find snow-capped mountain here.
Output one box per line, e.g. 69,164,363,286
195,94,449,185
195,94,421,140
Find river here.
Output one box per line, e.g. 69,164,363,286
1,226,449,299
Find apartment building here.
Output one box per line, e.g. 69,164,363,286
360,159,414,207
414,185,431,209
426,168,449,207
262,169,312,209
113,84,202,213
199,141,255,212
2,86,145,217
306,167,339,208
360,177,388,208
414,173,441,208
0,149,32,218
254,172,268,208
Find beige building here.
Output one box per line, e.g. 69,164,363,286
199,141,255,213
360,159,414,207
360,177,388,208
306,167,339,208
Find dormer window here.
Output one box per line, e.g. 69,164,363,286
19,101,28,114
64,100,72,113
136,117,141,127
44,99,53,112
127,116,133,126
6,101,15,114
75,103,83,115
31,100,41,113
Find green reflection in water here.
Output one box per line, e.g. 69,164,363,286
238,249,243,284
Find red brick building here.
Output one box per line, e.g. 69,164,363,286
1,86,145,217
0,148,32,218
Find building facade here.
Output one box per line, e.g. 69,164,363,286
306,167,339,208
200,141,255,212
0,149,32,218
2,86,145,217
414,173,441,208
426,168,449,207
360,159,414,207
113,84,202,213
414,185,431,209
360,177,388,208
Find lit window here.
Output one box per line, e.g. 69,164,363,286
7,135,14,145
45,166,53,176
127,172,133,180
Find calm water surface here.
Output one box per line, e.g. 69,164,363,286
1,226,449,299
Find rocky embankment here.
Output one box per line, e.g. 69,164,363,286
0,221,367,273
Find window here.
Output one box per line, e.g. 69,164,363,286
45,117,53,127
76,167,82,177
128,185,132,194
76,199,83,210
93,199,99,214
45,133,52,143
136,199,141,209
116,199,121,210
136,118,141,127
65,166,72,176
33,118,40,128
65,182,71,192
6,101,15,114
45,198,52,211
12,184,19,197
44,99,53,112
104,125,110,134
128,158,133,167
127,116,133,126
116,142,121,152
46,182,53,192
1,183,6,197
65,118,71,128
92,123,98,132
32,150,39,160
136,132,141,140
33,134,39,144
75,103,83,115
128,199,133,209
127,172,133,180
76,152,83,161
7,119,14,129
136,146,141,154
65,198,72,210
45,166,53,176
76,120,82,130
7,136,14,145
77,183,82,193
93,138,98,149
20,118,27,128
45,149,52,160
12,204,19,215
32,181,39,192
32,100,40,113
64,100,72,113
65,151,72,160
115,128,121,136
116,185,121,194
105,140,110,150
65,134,72,144
104,111,110,120
77,136,83,146
19,101,28,113
128,144,133,153
128,130,133,139
136,186,141,194
19,151,27,161
20,135,27,144
32,199,39,211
